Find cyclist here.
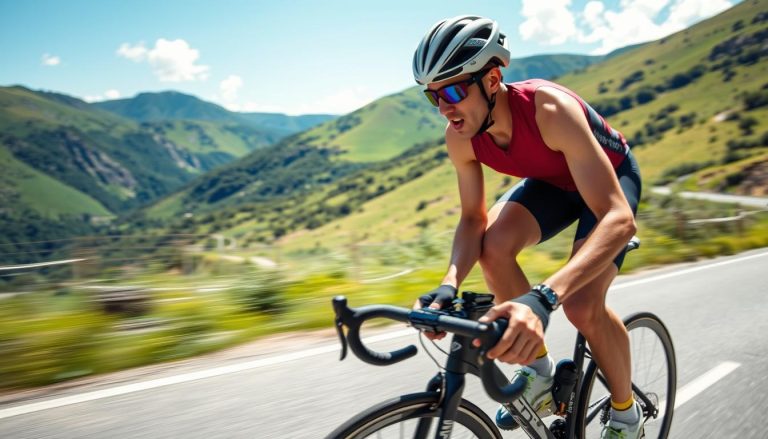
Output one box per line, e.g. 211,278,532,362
412,16,643,438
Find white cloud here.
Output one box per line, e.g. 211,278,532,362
81,89,122,102
578,0,735,55
664,0,733,31
41,53,60,66
519,0,578,45
219,75,243,102
116,42,147,61
117,38,209,82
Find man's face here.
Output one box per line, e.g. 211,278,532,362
425,70,490,139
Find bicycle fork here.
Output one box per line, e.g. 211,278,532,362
419,371,466,439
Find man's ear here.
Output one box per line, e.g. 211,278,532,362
487,66,502,92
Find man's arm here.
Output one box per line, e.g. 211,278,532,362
535,86,636,302
415,128,487,316
441,128,488,289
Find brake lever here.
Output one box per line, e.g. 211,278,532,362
335,317,348,361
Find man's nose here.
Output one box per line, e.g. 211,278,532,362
438,99,455,116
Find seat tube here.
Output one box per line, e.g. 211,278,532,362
567,332,589,439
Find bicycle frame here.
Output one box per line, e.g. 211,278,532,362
332,291,663,439
420,328,598,439
420,329,557,439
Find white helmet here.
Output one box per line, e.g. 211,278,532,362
413,15,511,85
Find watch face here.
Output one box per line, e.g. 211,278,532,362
536,284,558,309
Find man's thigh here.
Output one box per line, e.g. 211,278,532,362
493,178,583,244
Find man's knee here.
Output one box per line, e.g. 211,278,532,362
563,298,607,334
478,234,524,270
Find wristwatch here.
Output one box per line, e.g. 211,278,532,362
532,284,560,311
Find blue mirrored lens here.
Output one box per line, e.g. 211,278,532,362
441,85,465,103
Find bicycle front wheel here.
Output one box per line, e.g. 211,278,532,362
325,391,501,439
576,312,677,439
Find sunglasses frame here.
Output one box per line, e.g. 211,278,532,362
423,68,492,107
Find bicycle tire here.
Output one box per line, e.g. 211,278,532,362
575,312,677,439
325,391,502,439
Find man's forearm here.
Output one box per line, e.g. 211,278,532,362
441,216,487,288
545,210,635,301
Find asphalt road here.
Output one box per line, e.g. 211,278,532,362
1,248,767,438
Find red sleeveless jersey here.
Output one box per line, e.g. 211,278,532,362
471,79,629,191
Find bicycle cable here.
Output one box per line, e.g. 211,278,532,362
418,331,446,372
418,331,481,374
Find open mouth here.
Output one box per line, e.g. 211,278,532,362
450,119,464,131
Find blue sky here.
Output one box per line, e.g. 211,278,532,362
0,0,740,115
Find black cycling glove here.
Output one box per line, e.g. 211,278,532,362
418,284,458,309
510,290,553,331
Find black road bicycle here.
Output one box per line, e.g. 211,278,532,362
327,240,676,439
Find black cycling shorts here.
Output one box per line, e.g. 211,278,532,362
497,152,641,269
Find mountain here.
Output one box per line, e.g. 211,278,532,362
94,91,336,137
95,91,237,122
0,86,308,226
501,44,647,82
140,0,768,248
239,113,339,137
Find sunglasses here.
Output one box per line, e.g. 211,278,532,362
423,69,491,107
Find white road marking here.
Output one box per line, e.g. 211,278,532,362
673,361,741,409
0,329,415,420
612,251,768,291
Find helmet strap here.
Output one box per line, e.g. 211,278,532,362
474,84,497,137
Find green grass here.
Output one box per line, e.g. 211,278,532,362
295,87,445,162
0,148,111,218
155,120,261,157
0,86,133,138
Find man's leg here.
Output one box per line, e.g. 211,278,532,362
478,200,541,302
561,240,632,404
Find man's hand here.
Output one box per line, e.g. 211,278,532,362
472,301,545,365
413,284,457,341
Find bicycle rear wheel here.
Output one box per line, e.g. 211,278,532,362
576,312,676,438
325,391,501,439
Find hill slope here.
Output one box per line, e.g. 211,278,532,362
0,86,296,219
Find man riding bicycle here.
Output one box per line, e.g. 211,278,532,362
411,16,643,439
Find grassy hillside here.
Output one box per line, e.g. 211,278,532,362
0,86,297,217
0,148,110,218
291,86,445,162
0,86,132,138
554,0,768,183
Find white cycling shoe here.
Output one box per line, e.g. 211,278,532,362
494,366,554,430
601,402,644,439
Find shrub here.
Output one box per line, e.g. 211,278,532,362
231,269,290,313
636,87,657,105
743,89,768,110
